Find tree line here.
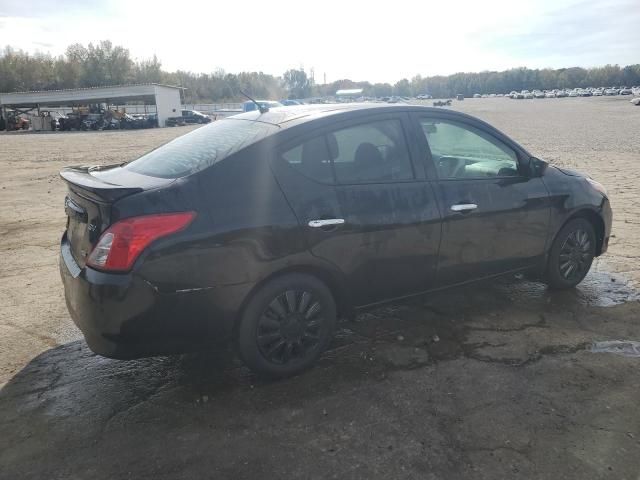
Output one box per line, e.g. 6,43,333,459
1,41,639,102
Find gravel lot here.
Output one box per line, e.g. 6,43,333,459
1,97,640,479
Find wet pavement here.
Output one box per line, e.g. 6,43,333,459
2,272,640,480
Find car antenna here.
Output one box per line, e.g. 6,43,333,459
239,90,268,114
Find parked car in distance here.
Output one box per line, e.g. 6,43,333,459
604,88,619,96
130,113,159,128
619,88,633,95
533,90,545,99
569,90,580,97
280,99,304,106
59,104,612,377
181,110,212,124
165,116,187,127
242,100,283,112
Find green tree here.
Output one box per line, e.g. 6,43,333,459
393,78,412,96
1,41,638,101
135,55,162,83
283,69,311,99
369,82,393,97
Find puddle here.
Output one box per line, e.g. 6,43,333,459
572,271,639,307
494,270,639,308
591,341,640,358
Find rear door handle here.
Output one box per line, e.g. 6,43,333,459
450,203,478,212
308,218,345,228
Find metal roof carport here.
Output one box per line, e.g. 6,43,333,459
0,84,183,127
336,88,364,97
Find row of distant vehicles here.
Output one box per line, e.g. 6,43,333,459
59,111,159,130
0,108,161,132
173,87,640,124
470,87,637,99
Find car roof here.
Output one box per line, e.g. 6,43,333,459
225,102,532,159
227,103,479,129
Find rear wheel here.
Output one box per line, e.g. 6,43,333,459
545,218,596,289
237,274,336,378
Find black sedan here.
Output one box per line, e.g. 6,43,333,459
59,104,612,377
181,109,212,124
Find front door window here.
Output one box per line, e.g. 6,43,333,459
419,119,519,179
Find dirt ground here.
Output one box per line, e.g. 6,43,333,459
1,97,640,479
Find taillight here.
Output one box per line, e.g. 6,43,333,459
87,212,196,272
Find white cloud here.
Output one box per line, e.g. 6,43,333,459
1,0,637,82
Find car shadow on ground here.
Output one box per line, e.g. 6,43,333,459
2,272,639,479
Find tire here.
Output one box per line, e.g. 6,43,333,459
545,218,596,289
237,273,337,378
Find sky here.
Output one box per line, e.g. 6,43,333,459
1,0,638,83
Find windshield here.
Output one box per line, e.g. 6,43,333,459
124,119,277,178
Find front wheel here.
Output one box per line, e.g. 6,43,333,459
545,218,596,289
237,274,337,378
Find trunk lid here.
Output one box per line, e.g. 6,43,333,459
60,165,173,268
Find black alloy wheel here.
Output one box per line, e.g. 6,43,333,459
256,290,323,365
546,218,596,289
237,273,336,377
558,229,592,281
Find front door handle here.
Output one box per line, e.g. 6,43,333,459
308,218,345,228
450,203,478,213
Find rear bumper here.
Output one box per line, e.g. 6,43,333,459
59,234,250,359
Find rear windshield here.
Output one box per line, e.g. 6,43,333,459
124,119,277,178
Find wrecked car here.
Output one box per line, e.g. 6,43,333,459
59,104,612,377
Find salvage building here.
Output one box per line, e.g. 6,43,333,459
335,88,364,101
0,83,183,128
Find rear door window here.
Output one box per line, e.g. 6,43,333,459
124,119,277,178
332,119,414,183
281,136,334,183
280,117,414,184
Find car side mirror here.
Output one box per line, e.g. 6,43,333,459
528,156,548,177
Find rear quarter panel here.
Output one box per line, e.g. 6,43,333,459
110,136,347,339
122,141,308,291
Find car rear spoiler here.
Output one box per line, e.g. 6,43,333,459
60,166,145,203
